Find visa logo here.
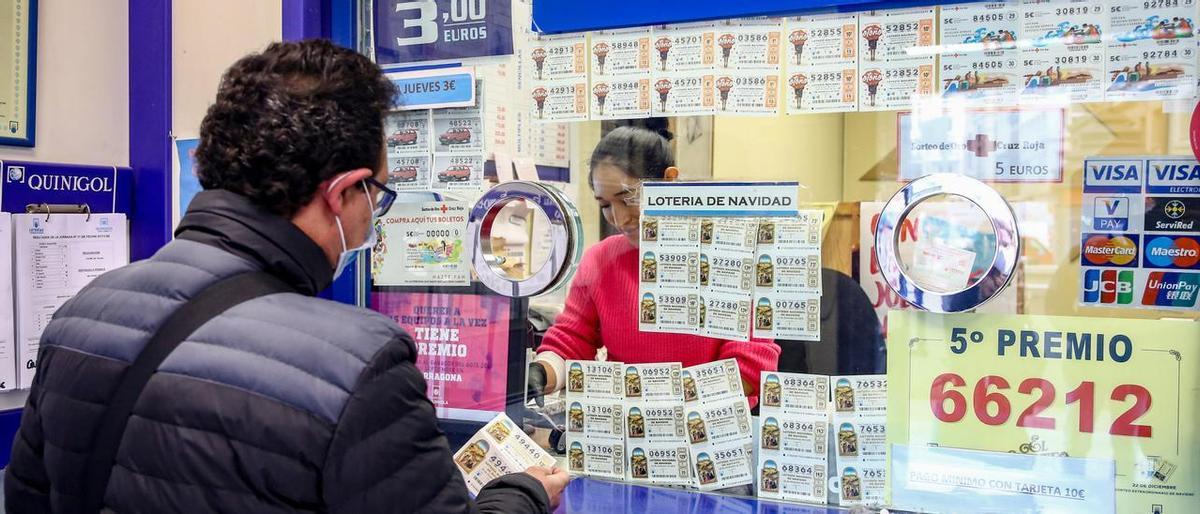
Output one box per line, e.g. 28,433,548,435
1083,159,1142,193
1148,158,1200,194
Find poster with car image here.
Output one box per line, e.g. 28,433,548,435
433,110,484,154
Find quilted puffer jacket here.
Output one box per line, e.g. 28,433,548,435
5,189,548,514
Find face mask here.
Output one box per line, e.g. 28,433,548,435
332,181,377,280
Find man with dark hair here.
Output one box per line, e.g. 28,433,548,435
5,40,567,513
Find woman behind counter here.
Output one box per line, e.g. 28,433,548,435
528,126,780,405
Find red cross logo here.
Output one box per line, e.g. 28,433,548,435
966,134,995,157
440,204,449,213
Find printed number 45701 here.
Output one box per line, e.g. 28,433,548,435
930,373,1152,438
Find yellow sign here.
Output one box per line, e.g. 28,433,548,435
0,0,34,146
887,311,1199,513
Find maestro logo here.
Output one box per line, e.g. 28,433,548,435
1082,233,1140,267
1142,272,1200,308
1143,235,1200,270
1083,269,1134,304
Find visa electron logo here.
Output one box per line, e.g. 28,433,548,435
1143,235,1200,269
1148,158,1200,194
1083,269,1134,304
1092,196,1128,231
1143,272,1200,308
1082,233,1139,267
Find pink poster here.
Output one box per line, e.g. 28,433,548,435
371,292,512,422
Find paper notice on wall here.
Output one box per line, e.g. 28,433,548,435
1105,0,1197,102
1020,0,1107,103
454,413,557,495
752,212,823,341
859,8,937,111
0,214,14,391
14,213,129,389
938,4,1021,105
373,201,470,286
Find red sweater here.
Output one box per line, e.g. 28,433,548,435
540,235,780,399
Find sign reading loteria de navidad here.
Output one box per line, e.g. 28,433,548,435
641,181,800,217
886,310,1200,513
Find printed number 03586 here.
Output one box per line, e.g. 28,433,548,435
929,373,1152,438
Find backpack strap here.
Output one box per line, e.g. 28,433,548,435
80,271,294,513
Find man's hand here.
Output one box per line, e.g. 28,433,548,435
524,466,570,510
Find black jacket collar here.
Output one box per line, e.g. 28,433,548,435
175,190,333,296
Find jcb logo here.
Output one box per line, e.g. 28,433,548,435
1082,269,1134,304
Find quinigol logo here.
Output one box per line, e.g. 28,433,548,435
1082,234,1139,267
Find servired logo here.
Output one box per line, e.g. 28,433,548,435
1142,272,1200,308
1082,234,1139,267
1083,269,1134,304
1143,235,1200,270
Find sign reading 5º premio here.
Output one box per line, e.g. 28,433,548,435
886,311,1199,513
374,0,513,67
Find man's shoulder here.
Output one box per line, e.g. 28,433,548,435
235,293,412,363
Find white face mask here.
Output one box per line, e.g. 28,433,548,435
332,180,377,281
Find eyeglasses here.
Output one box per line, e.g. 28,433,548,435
361,177,397,217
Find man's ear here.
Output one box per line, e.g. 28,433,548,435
663,166,680,181
320,168,373,216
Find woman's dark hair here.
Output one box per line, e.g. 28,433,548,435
195,39,397,217
589,124,675,186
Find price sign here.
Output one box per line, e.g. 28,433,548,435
886,311,1200,513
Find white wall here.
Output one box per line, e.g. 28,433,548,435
0,1,129,166
172,0,281,138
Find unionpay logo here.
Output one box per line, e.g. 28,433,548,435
1092,196,1129,231
1083,269,1134,304
1082,233,1139,267
1142,272,1200,308
1143,235,1200,270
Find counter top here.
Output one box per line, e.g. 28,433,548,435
555,477,852,514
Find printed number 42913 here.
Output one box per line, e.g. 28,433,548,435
929,373,1152,438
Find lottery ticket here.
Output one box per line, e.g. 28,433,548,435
567,437,626,480
704,293,753,342
938,3,1021,104
529,79,588,122
623,362,685,402
752,293,821,341
651,73,717,116
859,8,937,64
565,360,624,400
528,34,587,81
759,456,829,503
566,399,625,440
385,110,431,156
590,28,653,78
640,217,703,335
686,397,755,490
831,375,888,415
386,154,432,192
627,442,693,486
1105,0,1197,103
760,413,829,458
834,461,886,506
859,61,937,111
654,23,717,72
454,414,557,495
785,66,858,114
682,358,745,404
759,372,830,413
786,13,858,67
625,402,686,444
1020,0,1107,103
832,416,887,463
591,77,651,119
713,72,780,116
713,20,783,71
431,154,484,191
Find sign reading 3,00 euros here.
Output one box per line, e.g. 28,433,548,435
887,311,1198,512
374,0,513,66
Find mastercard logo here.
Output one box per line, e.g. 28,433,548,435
1082,234,1139,267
